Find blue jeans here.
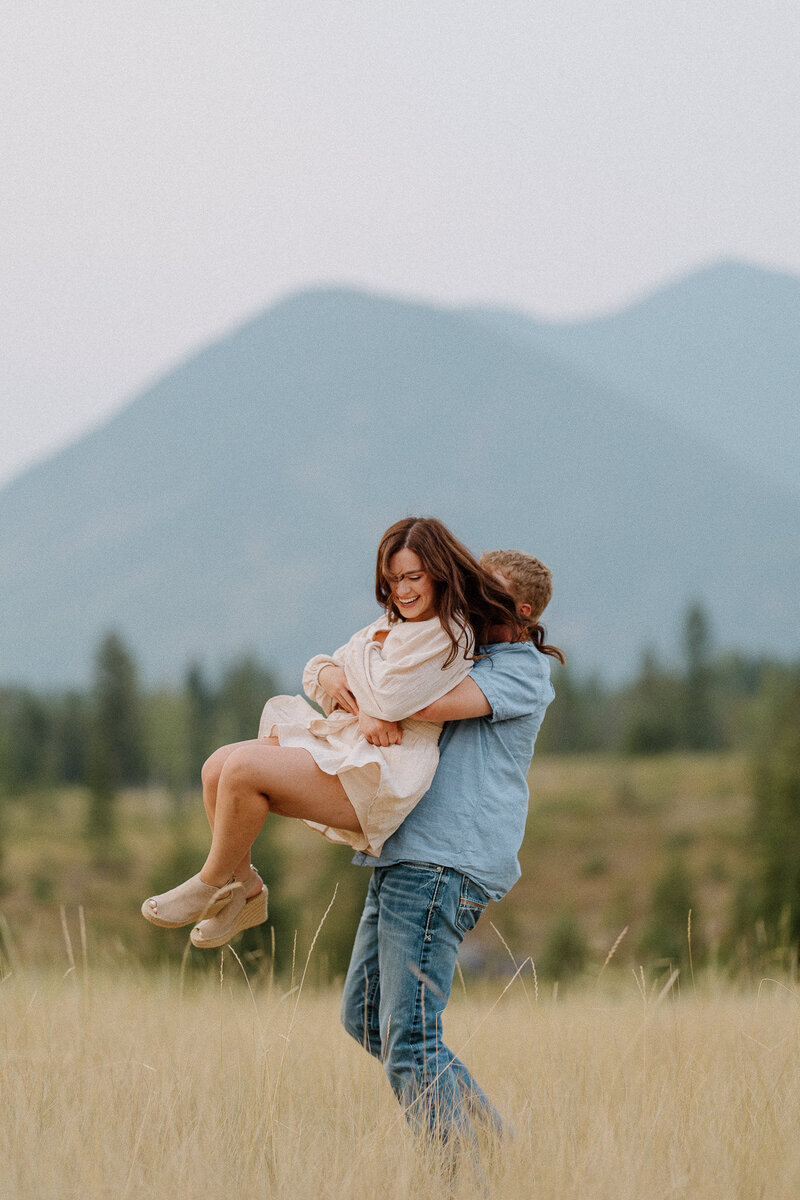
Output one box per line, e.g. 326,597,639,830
340,862,504,1144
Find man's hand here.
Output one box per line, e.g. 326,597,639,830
317,664,359,715
358,712,403,746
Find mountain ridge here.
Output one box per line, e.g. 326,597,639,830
2,264,798,689
466,259,800,497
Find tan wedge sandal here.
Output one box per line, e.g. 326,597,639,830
141,873,242,929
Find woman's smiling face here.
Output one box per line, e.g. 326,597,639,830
386,548,436,622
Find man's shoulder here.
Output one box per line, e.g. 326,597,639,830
468,641,553,723
474,641,548,675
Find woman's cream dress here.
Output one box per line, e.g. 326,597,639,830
258,614,473,856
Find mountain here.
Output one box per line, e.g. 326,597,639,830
1,273,799,689
468,260,800,497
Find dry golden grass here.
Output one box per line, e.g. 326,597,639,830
3,939,800,1200
1,752,791,1196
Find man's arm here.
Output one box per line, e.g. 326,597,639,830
413,676,491,722
358,676,490,744
348,668,492,745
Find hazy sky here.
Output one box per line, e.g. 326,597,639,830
3,0,799,486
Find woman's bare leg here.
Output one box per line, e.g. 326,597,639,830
201,740,268,894
199,742,360,887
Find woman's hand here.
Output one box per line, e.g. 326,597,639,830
317,665,359,715
358,712,403,746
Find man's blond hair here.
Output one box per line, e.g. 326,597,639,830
479,549,553,622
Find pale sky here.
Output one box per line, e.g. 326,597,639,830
3,0,799,486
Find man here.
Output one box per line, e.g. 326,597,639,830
340,552,561,1144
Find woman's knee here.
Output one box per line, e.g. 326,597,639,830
201,753,222,793
201,746,230,793
217,745,267,795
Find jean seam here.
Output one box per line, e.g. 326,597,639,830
422,871,444,944
364,967,381,1055
409,867,446,1090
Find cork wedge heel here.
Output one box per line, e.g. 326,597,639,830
190,874,269,949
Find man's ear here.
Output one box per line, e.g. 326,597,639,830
518,602,532,618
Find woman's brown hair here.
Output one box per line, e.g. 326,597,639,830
375,517,523,667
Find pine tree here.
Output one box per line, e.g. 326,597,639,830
5,690,51,791
214,655,278,745
536,664,604,753
621,649,681,754
54,690,89,784
752,676,800,947
0,719,8,894
86,632,147,839
683,602,718,750
186,662,215,783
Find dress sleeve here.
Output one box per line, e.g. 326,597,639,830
342,618,474,722
302,621,382,713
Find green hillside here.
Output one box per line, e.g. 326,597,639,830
0,751,757,982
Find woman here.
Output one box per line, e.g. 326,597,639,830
141,517,522,948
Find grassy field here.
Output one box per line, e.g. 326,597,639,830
0,751,756,978
1,751,795,1198
503,751,752,967
2,954,800,1200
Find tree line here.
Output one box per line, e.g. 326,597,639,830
2,605,796,798
538,602,797,757
1,607,799,973
1,606,798,800
0,633,279,835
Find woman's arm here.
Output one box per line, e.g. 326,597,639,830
303,655,345,713
343,619,474,723
303,620,381,713
316,664,359,715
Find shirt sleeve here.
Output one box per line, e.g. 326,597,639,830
342,618,474,722
469,646,554,723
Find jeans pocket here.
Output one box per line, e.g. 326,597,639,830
456,876,489,933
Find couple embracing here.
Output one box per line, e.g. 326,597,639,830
143,516,563,1146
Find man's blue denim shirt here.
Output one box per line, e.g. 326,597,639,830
352,641,554,900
